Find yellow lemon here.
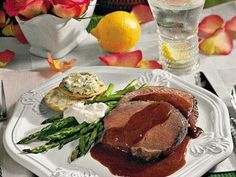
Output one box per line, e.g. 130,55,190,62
162,43,174,61
161,43,190,64
91,11,141,53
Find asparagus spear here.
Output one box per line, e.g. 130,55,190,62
97,122,104,133
38,116,77,140
70,121,103,161
58,133,82,149
125,79,137,88
23,122,103,154
41,115,63,124
85,83,114,105
70,135,90,162
17,117,77,144
86,94,123,104
70,145,80,162
44,122,88,141
58,123,97,149
115,79,137,95
96,80,137,102
117,86,136,95
105,101,118,110
23,132,85,154
23,142,60,153
85,80,137,105
98,83,114,98
85,124,99,151
17,131,41,144
79,122,97,134
139,83,148,89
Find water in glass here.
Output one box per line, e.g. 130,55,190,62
149,0,205,75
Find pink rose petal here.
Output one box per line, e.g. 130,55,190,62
131,4,154,24
4,0,21,17
2,23,14,36
47,53,77,72
99,50,142,67
12,24,28,44
198,15,224,38
4,0,50,19
51,0,90,18
225,16,236,38
199,28,233,55
19,0,49,19
138,60,162,69
0,50,15,67
0,10,6,28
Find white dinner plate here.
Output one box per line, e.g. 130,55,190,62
3,66,234,177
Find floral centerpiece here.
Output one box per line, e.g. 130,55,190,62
3,0,97,58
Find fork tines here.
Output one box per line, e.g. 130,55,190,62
0,80,7,120
231,85,236,110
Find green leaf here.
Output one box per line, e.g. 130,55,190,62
86,15,103,33
204,0,232,8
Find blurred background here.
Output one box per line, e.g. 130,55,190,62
0,0,235,37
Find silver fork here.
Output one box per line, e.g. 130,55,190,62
0,80,7,121
0,80,7,176
230,85,236,144
231,85,236,110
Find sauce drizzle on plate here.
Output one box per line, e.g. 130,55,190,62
91,136,190,177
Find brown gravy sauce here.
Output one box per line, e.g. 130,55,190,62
91,136,190,177
188,126,203,138
104,102,171,152
91,93,201,176
130,94,203,138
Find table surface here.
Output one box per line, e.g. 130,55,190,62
0,2,236,177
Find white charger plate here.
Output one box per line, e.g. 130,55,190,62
3,66,234,177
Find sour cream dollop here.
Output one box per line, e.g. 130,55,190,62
64,102,109,123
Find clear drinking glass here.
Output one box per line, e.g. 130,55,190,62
148,0,205,75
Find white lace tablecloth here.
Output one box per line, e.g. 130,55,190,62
0,1,236,177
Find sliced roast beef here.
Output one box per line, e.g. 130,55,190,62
119,86,200,136
102,101,188,161
103,101,155,130
119,86,195,119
